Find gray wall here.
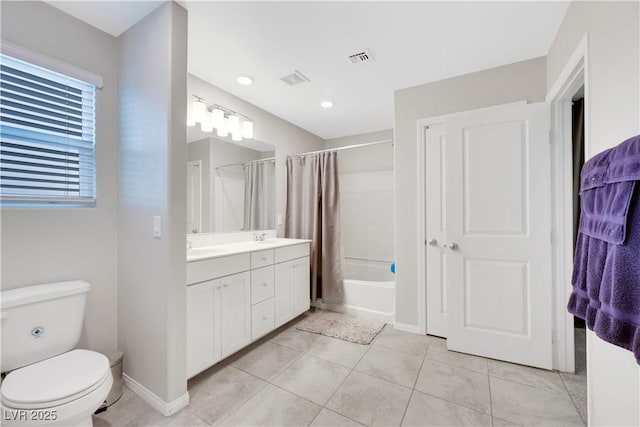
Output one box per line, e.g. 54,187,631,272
0,1,119,354
546,1,639,424
118,2,188,403
188,74,325,236
393,57,546,328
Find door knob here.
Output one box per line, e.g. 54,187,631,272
428,239,438,247
448,242,459,251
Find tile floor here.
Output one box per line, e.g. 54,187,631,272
94,315,587,427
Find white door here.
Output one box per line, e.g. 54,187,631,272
187,161,202,234
219,271,251,358
445,101,552,369
425,123,449,337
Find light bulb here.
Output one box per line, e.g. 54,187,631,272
211,108,224,128
217,117,228,137
192,99,207,122
200,111,213,132
228,115,240,134
320,100,334,108
242,121,254,139
232,130,242,141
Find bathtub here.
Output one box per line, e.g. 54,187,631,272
316,258,395,323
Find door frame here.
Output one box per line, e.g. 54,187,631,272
187,160,202,234
546,34,590,373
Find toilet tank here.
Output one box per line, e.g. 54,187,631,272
1,281,90,373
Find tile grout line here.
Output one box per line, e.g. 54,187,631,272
559,372,588,426
306,324,380,426
398,340,430,426
488,367,495,425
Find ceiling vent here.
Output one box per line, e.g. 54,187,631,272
280,70,310,86
348,48,374,65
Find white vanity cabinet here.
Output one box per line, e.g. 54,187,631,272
186,271,251,378
186,240,310,379
275,256,311,327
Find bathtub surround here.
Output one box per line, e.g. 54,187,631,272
285,151,344,305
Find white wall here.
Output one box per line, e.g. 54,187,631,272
118,2,188,405
393,58,546,329
0,1,119,354
547,1,640,425
188,74,325,236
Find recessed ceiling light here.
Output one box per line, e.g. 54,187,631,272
236,75,254,85
320,100,334,108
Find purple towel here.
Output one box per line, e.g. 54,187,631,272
568,135,640,363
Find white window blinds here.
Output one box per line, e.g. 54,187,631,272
0,53,96,205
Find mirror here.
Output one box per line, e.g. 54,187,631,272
187,137,275,234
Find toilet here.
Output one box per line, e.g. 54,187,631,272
1,281,113,426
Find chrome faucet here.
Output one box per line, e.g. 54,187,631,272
187,240,193,250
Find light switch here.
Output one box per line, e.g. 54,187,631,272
153,216,162,238
277,214,283,226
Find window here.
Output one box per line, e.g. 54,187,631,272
0,53,96,205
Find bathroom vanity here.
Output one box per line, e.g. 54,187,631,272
186,238,310,378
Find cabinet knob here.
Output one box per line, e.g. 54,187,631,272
262,316,268,320
222,284,228,288
261,283,268,287
261,257,267,261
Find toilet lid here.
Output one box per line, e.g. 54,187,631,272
1,349,110,408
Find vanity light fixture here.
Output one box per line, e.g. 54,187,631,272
188,95,255,141
242,120,254,139
320,100,334,109
192,97,207,122
236,75,254,85
228,114,241,134
217,117,229,137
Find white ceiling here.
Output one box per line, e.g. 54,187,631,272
44,1,570,140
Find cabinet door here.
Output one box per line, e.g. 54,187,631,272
292,256,311,316
219,271,251,358
274,260,294,327
186,280,220,378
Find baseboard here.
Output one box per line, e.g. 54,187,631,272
123,373,189,416
394,322,423,334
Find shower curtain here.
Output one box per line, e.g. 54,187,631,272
285,151,344,304
243,160,275,230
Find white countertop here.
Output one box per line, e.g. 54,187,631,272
187,238,311,263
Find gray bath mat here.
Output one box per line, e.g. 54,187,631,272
296,310,385,345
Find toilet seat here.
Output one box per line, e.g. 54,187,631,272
1,349,110,409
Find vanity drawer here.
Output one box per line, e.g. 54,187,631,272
275,243,310,264
251,249,274,269
251,298,275,340
251,265,274,304
187,253,250,285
